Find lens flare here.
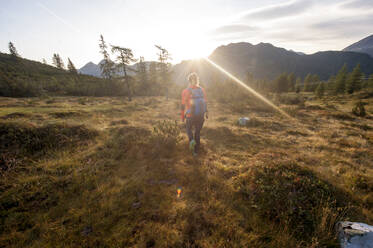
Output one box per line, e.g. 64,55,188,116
203,57,292,119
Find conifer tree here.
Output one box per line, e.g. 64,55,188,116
275,73,289,93
295,77,302,93
42,58,47,64
137,56,148,95
52,53,65,69
303,74,312,92
8,42,20,57
334,64,347,94
287,72,296,92
155,45,172,100
148,61,158,95
67,58,78,74
327,75,336,92
99,35,115,79
346,64,362,94
315,82,325,98
111,45,137,101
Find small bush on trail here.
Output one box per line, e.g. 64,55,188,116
151,120,182,156
110,119,129,126
352,101,366,117
0,122,98,159
276,94,305,106
78,98,87,105
235,162,352,242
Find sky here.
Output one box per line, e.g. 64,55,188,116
1,0,373,68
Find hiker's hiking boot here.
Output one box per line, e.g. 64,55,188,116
189,140,196,156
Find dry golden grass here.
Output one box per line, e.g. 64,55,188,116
0,94,372,247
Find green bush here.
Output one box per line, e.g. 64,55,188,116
352,101,366,117
235,162,349,239
151,120,181,156
0,122,98,158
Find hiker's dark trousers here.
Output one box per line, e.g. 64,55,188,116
186,115,204,151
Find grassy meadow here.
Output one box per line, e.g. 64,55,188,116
0,93,372,247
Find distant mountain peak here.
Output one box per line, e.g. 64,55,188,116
343,34,373,58
78,61,102,77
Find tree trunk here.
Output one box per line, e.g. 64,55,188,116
124,69,132,101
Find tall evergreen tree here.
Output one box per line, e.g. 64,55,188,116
67,58,78,74
111,45,137,101
295,77,302,93
327,75,336,91
315,82,325,99
8,42,20,57
99,35,115,79
52,53,65,69
303,74,313,92
287,72,296,92
148,61,158,95
334,64,347,94
155,45,172,100
137,56,149,95
346,63,362,94
275,73,289,93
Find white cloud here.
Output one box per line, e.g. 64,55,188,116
209,0,373,53
239,0,315,21
340,0,373,9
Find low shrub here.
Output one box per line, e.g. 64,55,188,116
151,120,182,157
352,101,366,117
277,94,305,106
0,122,98,158
235,161,351,241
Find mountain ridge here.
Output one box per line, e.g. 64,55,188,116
343,34,373,58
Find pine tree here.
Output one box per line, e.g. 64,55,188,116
111,45,137,101
52,53,65,69
67,58,78,74
327,75,336,92
346,64,362,94
99,35,115,79
42,58,47,64
275,73,289,93
136,56,149,95
334,64,347,94
315,82,325,99
287,72,296,92
155,45,172,100
148,61,158,95
8,42,20,57
303,74,312,92
295,77,302,93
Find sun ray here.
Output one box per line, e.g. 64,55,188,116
203,57,293,119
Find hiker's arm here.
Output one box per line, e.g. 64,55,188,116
181,90,186,121
202,88,208,118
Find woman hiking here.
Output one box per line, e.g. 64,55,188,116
180,72,208,156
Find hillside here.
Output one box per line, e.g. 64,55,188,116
0,53,126,97
0,93,372,247
343,34,373,58
208,42,373,81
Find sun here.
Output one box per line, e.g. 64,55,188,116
166,30,212,62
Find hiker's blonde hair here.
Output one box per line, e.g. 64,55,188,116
187,72,200,86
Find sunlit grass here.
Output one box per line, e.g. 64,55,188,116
0,94,372,247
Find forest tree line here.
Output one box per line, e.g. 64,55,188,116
1,40,373,99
